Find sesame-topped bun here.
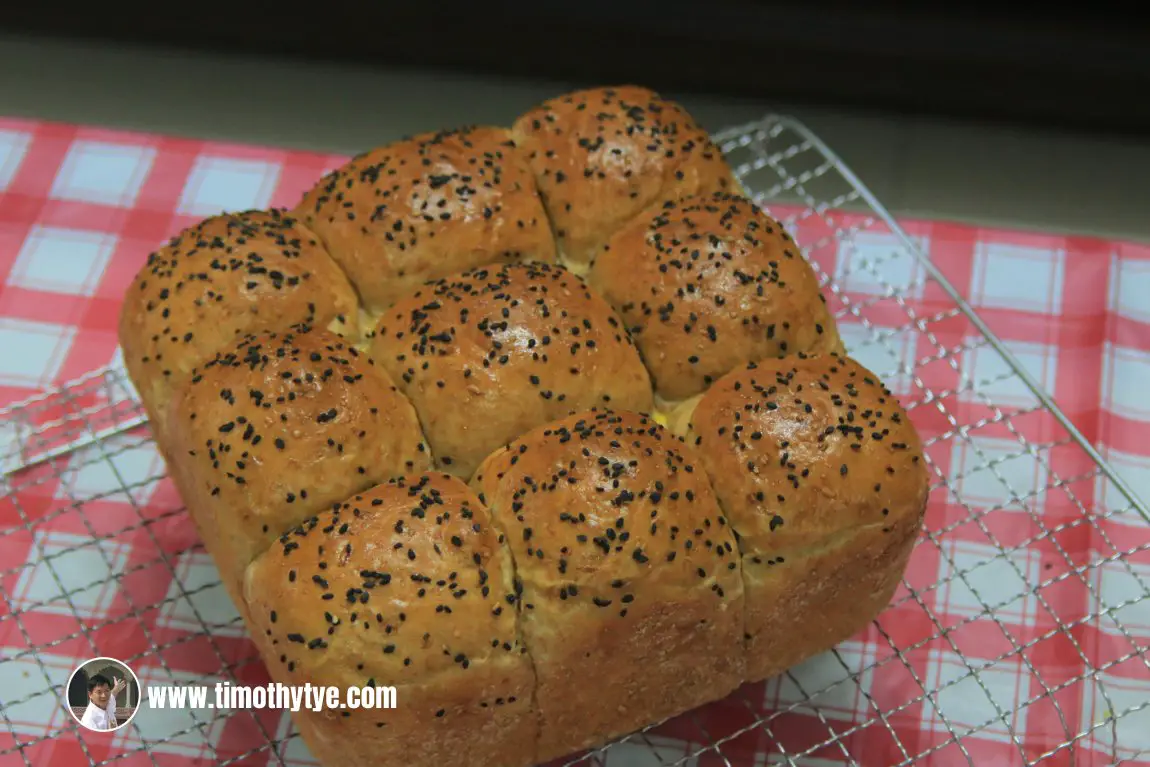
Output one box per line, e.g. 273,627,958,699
512,85,737,268
682,353,929,681
588,193,843,405
293,126,557,315
164,325,431,620
118,209,359,442
242,473,536,767
471,409,745,762
370,262,654,479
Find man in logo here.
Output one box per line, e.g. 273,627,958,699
79,673,127,730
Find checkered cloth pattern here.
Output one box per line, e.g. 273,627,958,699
0,116,1146,767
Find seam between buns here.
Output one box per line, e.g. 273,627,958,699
233,472,395,609
378,377,442,476
242,369,434,578
507,126,567,276
230,369,433,617
688,459,753,663
288,215,370,346
288,201,376,332
534,185,570,273
472,472,544,764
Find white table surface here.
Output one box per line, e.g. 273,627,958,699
1,33,1148,242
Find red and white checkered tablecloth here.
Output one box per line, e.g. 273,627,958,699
0,117,1147,767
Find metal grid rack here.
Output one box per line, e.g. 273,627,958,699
1,115,1148,766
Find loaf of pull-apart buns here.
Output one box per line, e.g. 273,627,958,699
118,85,930,767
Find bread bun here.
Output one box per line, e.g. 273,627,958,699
294,126,557,315
512,85,736,268
472,409,745,762
243,473,536,767
118,209,359,441
369,262,653,479
588,193,843,405
681,353,929,681
164,325,431,618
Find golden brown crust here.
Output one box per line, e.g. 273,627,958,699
684,353,929,680
472,409,745,761
243,474,536,767
126,85,939,766
740,507,919,682
293,126,557,314
588,193,843,404
370,262,654,479
117,209,359,441
511,85,736,267
164,325,431,619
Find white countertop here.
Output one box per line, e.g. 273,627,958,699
2,33,1148,241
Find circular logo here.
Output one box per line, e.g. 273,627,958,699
65,657,141,732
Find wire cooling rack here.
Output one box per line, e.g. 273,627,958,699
1,115,1148,767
